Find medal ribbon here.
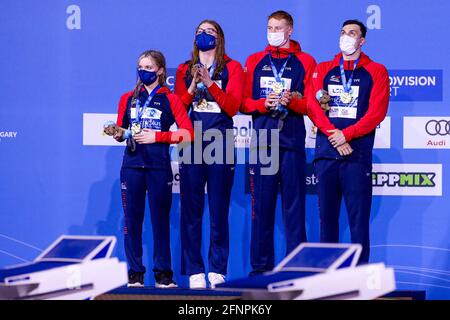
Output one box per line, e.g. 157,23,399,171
269,54,291,86
339,56,360,94
133,84,161,123
268,54,291,118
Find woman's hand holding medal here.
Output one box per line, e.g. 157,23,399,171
103,121,127,142
113,129,125,142
134,128,156,144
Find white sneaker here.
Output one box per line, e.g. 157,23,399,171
127,282,144,288
208,272,225,289
155,281,178,289
189,273,207,289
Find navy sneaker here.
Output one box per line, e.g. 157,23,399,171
155,272,178,289
127,272,144,288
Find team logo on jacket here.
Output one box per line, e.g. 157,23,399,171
329,75,341,83
260,77,292,98
141,107,162,131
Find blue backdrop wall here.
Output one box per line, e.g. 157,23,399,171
1,0,449,299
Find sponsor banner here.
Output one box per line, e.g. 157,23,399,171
166,68,176,90
389,70,443,101
83,113,126,146
0,130,18,142
372,163,442,196
374,116,391,149
244,163,318,195
243,162,442,197
404,117,450,149
171,161,180,194
233,115,253,148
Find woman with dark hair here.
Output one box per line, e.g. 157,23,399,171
111,50,194,288
175,20,244,289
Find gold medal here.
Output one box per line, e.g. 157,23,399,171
340,92,353,104
272,82,284,95
131,122,141,136
198,99,208,110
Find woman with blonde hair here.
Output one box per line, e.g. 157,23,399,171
112,50,194,288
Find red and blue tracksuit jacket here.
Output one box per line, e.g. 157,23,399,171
174,55,244,276
307,52,389,264
240,40,317,151
116,86,194,168
307,52,390,164
175,54,244,133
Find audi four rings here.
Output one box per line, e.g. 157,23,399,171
425,120,450,136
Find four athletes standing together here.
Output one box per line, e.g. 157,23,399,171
109,10,390,288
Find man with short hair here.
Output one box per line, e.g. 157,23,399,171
307,19,390,263
240,10,317,275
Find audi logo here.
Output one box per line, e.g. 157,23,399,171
425,120,450,136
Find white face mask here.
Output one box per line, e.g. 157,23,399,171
340,34,358,55
267,31,286,47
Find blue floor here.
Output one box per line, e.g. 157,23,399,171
109,286,242,297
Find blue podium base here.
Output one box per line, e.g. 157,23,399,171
96,287,425,300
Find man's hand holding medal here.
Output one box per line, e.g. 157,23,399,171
316,89,331,111
264,92,280,110
265,88,295,111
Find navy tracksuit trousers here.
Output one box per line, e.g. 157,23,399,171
120,167,173,278
179,144,235,276
314,159,372,264
249,148,307,274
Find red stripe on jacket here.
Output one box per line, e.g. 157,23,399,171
116,91,133,127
